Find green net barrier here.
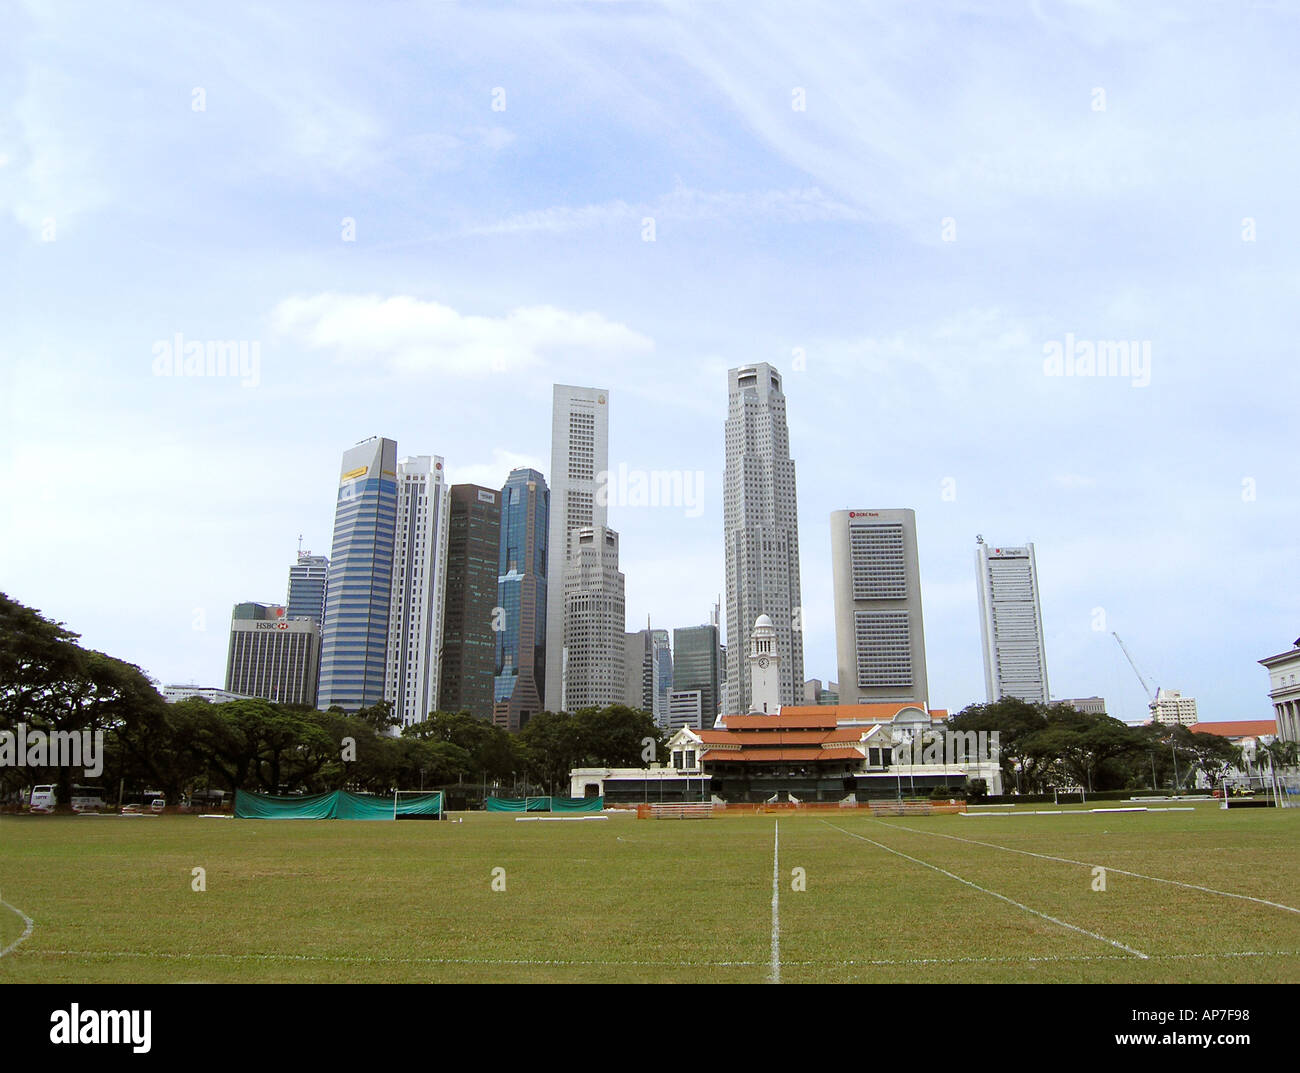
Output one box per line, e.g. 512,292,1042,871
526,796,551,811
550,796,604,812
486,796,527,812
235,789,442,820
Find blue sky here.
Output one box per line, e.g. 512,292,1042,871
2,1,1296,723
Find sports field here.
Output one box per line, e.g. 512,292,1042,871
2,804,1298,984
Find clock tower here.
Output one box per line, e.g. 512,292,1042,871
748,615,782,715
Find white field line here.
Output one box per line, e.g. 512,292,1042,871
821,820,1149,960
874,818,1300,916
770,820,780,984
0,896,34,959
22,948,1298,969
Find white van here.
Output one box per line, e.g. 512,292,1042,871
29,785,56,813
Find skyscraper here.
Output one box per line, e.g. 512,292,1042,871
226,602,320,708
439,484,503,721
723,363,804,711
561,525,625,712
975,539,1050,705
545,385,610,712
286,552,328,629
385,455,451,727
831,509,930,707
494,468,549,731
673,622,722,725
651,628,672,726
318,437,398,712
624,628,653,713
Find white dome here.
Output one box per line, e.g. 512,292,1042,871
754,614,774,628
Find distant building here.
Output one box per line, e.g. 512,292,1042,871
1152,688,1198,727
724,363,804,711
624,629,653,713
1189,720,1277,742
651,629,672,726
226,605,320,707
545,385,610,713
803,679,841,706
561,526,625,711
667,689,704,731
162,685,252,704
1062,696,1107,716
674,622,723,724
493,468,549,731
831,509,929,707
1259,642,1300,744
286,553,329,629
318,437,399,712
975,539,1050,705
439,485,502,721
385,455,451,727
748,615,782,715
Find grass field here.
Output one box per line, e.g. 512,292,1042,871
2,803,1298,983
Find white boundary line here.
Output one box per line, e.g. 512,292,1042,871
0,896,34,959
22,948,1297,969
770,820,780,984
872,818,1300,916
821,820,1149,959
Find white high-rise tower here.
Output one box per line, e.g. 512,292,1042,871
545,385,611,712
724,364,804,712
561,525,625,712
975,538,1050,705
385,456,451,727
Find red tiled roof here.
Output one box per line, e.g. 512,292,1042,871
702,747,861,763
721,712,839,729
1189,720,1276,738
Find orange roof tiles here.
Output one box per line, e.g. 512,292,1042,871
1189,720,1277,738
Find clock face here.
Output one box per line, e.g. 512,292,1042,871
758,657,769,668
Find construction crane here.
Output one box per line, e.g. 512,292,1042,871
1112,633,1157,715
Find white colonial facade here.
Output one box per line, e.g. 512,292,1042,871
1260,643,1300,744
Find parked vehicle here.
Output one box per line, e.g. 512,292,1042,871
29,785,56,813
70,785,106,813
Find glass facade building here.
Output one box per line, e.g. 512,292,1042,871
317,437,398,712
673,623,722,726
494,468,549,730
286,553,329,629
439,484,503,721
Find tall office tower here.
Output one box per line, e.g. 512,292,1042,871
494,469,550,731
831,509,930,707
286,552,329,629
318,437,398,712
723,363,804,712
975,539,1050,705
544,385,610,712
226,602,321,707
562,526,625,712
651,629,672,726
624,629,653,712
673,623,723,725
385,456,451,728
439,485,503,721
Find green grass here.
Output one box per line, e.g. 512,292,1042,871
2,804,1298,983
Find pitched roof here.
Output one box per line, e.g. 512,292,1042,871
1189,720,1277,738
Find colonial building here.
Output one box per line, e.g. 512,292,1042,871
1260,641,1300,744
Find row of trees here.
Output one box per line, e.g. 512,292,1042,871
4,592,1294,805
946,697,1297,793
0,592,664,805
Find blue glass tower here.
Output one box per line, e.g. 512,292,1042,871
493,468,549,730
317,437,399,711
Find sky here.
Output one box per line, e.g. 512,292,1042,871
1,0,1296,724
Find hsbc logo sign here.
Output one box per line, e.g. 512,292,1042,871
254,621,289,630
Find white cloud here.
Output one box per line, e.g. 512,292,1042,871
269,293,654,377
